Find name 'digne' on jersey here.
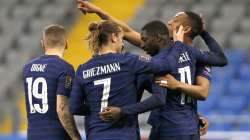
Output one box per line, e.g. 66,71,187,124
30,64,47,72
83,62,121,79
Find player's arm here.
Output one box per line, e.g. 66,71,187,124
77,0,143,47
99,84,166,121
57,95,81,140
69,66,90,116
156,66,211,100
200,16,227,67
174,25,228,67
156,75,209,100
136,74,154,101
121,84,166,115
56,67,81,140
125,53,171,75
196,16,227,67
199,31,228,66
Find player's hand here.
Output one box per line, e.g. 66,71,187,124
155,74,180,90
77,0,101,15
199,116,209,136
99,106,122,121
173,25,185,42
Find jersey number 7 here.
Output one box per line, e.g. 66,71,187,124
94,78,111,112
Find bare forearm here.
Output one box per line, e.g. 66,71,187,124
58,106,81,140
177,82,207,100
96,9,130,32
57,95,81,140
95,8,143,46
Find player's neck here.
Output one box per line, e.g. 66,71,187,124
183,37,193,46
98,45,117,55
45,50,64,58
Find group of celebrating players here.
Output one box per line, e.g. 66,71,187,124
22,1,228,140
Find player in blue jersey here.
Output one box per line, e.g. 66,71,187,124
69,20,174,140
75,1,226,139
22,25,81,140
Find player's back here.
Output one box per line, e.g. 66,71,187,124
78,53,140,140
23,55,73,140
72,52,168,140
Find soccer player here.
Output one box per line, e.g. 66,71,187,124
22,25,81,140
76,1,227,140
69,20,173,140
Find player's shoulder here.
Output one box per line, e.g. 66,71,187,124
56,58,74,71
196,65,212,80
174,41,193,51
121,52,144,58
122,52,152,61
23,56,42,70
197,65,212,73
75,63,85,72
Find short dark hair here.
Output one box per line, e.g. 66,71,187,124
184,11,203,39
142,20,169,37
43,24,66,47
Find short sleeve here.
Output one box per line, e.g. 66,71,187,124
196,65,212,81
56,65,75,97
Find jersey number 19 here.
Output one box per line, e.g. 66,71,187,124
26,77,48,114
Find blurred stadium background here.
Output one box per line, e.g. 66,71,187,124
0,0,250,140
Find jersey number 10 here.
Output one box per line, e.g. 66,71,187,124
178,66,192,105
26,77,49,114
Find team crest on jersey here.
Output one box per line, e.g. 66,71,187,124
65,74,72,89
139,55,151,62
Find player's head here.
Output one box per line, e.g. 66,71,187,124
41,24,67,54
141,20,170,56
87,20,124,54
168,11,203,40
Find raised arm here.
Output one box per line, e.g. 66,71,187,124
77,0,143,47
198,16,228,66
173,25,228,67
199,31,228,66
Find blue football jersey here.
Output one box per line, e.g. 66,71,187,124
23,55,75,140
70,52,170,140
147,42,213,137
